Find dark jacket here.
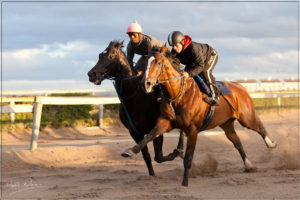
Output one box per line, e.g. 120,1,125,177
127,34,164,66
172,35,215,77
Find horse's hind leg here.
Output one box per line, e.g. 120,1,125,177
256,117,277,148
220,118,257,172
239,115,277,149
153,130,184,163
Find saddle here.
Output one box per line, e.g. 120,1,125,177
193,75,233,132
193,75,232,96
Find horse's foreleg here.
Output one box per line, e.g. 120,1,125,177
124,132,155,176
177,130,185,150
220,119,257,172
141,146,155,176
175,130,185,158
122,117,172,157
182,129,198,187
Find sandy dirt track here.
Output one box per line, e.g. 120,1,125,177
2,110,299,199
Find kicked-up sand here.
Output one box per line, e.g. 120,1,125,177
2,109,299,199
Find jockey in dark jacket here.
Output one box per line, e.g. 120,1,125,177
126,21,165,74
168,31,220,106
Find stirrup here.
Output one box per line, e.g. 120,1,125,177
203,97,219,106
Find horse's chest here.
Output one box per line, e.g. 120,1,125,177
174,105,194,127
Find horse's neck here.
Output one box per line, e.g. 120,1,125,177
114,63,139,97
119,52,133,77
120,65,133,78
160,64,183,101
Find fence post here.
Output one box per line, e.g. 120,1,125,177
99,104,104,128
10,101,15,123
277,96,281,114
30,99,43,150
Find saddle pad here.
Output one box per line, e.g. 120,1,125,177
216,81,232,95
194,75,232,95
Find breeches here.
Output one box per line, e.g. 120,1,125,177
201,50,219,96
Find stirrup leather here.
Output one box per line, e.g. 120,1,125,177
203,97,219,106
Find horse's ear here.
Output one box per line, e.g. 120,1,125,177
118,40,124,49
161,43,167,55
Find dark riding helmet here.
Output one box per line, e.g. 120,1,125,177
168,31,185,46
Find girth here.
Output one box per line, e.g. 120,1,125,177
199,105,215,132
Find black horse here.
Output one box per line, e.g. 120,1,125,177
87,41,184,176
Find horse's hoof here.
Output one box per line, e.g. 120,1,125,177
269,141,277,149
121,149,134,158
265,137,277,149
181,180,188,187
244,166,258,173
244,158,257,172
174,149,184,159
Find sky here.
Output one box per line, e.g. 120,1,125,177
1,0,299,91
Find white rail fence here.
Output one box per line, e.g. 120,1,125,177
2,96,120,150
1,91,298,150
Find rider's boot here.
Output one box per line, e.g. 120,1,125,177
203,82,219,106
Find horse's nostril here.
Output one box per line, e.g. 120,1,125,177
146,82,152,87
88,71,95,77
89,71,97,77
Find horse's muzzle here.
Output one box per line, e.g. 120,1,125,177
144,80,156,93
87,70,104,85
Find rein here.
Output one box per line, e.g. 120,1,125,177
155,57,186,104
158,75,185,83
160,75,186,104
107,73,142,101
107,71,142,135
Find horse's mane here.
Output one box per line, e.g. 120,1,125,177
151,46,182,72
108,40,123,48
107,40,130,67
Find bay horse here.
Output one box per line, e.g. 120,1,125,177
87,41,184,176
123,44,277,186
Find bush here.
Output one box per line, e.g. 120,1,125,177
41,104,96,128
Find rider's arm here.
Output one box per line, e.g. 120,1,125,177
126,42,135,67
186,47,205,77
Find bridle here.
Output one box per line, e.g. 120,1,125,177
149,52,186,104
100,54,142,101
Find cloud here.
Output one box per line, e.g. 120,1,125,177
40,41,91,58
3,41,106,80
236,50,298,73
3,2,297,49
2,1,298,90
